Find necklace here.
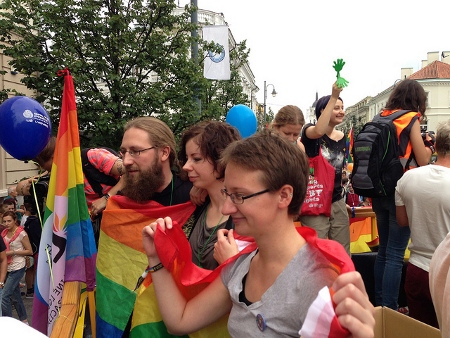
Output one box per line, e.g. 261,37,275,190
7,226,18,240
169,176,174,206
197,208,224,268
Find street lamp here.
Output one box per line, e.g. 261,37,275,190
263,80,277,128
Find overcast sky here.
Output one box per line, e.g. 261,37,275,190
179,0,448,121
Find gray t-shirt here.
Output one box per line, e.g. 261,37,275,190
221,243,339,337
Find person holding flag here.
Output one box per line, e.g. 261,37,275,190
142,130,374,337
96,116,201,337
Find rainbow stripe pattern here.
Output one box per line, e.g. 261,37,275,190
32,69,97,335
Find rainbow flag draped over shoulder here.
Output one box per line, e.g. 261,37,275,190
345,127,354,164
32,69,97,335
96,196,203,337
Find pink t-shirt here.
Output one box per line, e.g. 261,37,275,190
83,148,120,207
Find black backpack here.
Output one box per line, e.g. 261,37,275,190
351,110,412,198
81,147,120,198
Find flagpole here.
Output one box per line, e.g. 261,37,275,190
191,0,201,114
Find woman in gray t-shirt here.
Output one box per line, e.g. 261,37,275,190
142,131,374,337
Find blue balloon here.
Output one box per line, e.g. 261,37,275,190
0,96,52,161
226,104,257,138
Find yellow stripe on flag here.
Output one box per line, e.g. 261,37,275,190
97,230,147,288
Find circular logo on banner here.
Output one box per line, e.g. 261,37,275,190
207,46,226,63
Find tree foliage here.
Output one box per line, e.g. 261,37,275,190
0,0,251,148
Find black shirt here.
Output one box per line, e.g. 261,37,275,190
301,124,346,202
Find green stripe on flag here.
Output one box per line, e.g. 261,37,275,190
96,270,137,331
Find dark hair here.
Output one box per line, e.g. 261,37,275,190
385,79,427,114
178,121,241,179
33,136,56,166
2,198,16,207
23,202,38,215
219,130,309,216
315,95,343,120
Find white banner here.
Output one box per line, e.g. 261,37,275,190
203,25,230,80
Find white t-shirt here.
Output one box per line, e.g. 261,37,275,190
4,230,27,272
395,164,450,271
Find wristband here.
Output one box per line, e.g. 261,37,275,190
147,262,164,273
104,193,111,201
424,140,435,154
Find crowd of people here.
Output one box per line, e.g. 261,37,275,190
4,77,450,337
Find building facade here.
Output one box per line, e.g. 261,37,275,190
0,52,40,198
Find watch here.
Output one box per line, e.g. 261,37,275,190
104,193,111,201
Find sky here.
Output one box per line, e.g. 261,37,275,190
179,0,448,122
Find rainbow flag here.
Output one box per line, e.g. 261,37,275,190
32,69,97,335
96,197,202,337
345,127,354,164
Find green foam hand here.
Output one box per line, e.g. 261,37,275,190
333,58,349,88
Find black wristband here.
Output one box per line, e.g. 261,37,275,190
147,262,164,273
424,140,435,154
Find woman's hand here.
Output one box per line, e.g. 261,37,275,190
142,217,173,261
213,229,239,264
331,82,343,99
332,271,375,338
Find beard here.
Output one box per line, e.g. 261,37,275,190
121,157,166,202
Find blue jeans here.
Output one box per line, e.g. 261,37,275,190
372,195,410,309
1,267,28,321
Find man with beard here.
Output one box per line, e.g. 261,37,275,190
119,116,193,207
96,116,199,338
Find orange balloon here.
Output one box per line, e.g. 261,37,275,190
347,163,353,172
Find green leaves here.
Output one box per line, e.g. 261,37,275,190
0,0,251,148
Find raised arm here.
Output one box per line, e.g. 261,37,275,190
304,82,343,140
90,158,125,214
142,217,232,335
409,120,433,166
